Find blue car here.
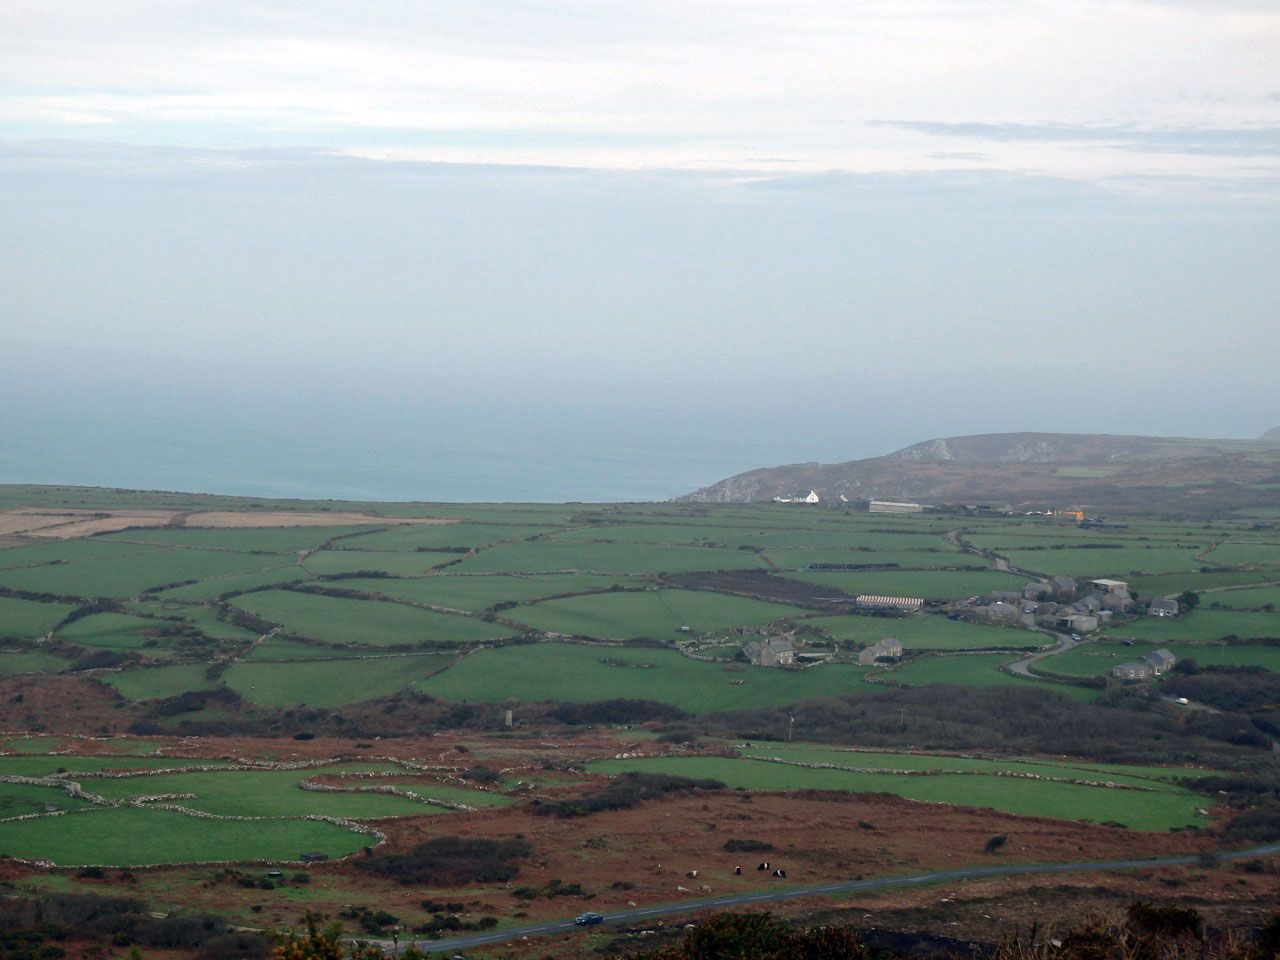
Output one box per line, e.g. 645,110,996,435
575,912,605,926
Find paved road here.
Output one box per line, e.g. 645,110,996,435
370,843,1280,956
1007,629,1072,678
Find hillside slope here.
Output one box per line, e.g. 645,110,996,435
677,432,1280,516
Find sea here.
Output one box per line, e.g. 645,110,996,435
0,398,832,504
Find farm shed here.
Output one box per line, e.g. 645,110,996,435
1058,613,1099,633
869,500,924,514
1091,579,1129,594
855,595,924,612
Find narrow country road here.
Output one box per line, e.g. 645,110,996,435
370,843,1280,955
1007,629,1072,678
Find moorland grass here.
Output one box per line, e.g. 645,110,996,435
414,642,871,713
507,589,813,640
228,590,517,647
586,755,1204,830
0,807,370,866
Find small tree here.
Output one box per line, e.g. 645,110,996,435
984,834,1008,855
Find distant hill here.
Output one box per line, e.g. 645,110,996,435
677,432,1280,516
1261,426,1280,442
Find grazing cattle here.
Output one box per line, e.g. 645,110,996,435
772,869,786,878
734,866,742,875
686,870,698,879
757,862,769,871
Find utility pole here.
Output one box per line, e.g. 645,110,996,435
787,714,795,742
900,707,906,728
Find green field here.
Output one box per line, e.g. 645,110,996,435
1205,586,1280,610
158,564,310,601
998,547,1204,577
1108,609,1280,642
104,664,221,701
222,654,458,707
1199,541,1280,567
0,807,371,866
549,524,958,553
415,642,870,713
1039,640,1280,676
804,614,1034,650
0,596,76,638
885,653,1098,701
0,549,290,599
792,569,1025,600
735,742,1214,786
763,548,962,572
81,767,482,818
0,650,68,677
508,589,812,640
587,755,1204,830
448,541,771,575
349,522,567,551
0,781,97,817
328,573,647,612
0,755,233,777
99,525,379,552
1126,570,1280,597
55,612,172,650
228,590,517,647
303,550,458,577
0,539,166,568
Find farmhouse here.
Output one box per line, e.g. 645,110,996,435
1022,582,1051,600
1143,648,1176,675
1148,598,1179,617
858,637,903,665
982,601,1021,622
856,594,924,611
742,637,796,667
775,490,821,504
1052,576,1078,598
869,500,924,514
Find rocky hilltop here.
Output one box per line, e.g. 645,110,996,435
678,432,1280,516
1261,426,1280,443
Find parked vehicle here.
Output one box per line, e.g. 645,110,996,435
575,913,605,926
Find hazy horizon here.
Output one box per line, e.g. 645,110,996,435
3,2,1278,501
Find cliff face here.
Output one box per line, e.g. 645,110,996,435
677,432,1280,516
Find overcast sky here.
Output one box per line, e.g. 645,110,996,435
2,1,1279,498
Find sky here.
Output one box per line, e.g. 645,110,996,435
2,1,1279,500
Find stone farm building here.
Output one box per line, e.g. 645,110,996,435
743,638,796,667
1148,598,1179,617
1113,648,1176,680
858,637,903,665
